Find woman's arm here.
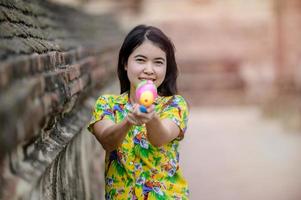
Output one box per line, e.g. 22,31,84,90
92,117,133,152
146,115,180,147
126,103,183,147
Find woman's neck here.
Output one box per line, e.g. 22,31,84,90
129,88,137,104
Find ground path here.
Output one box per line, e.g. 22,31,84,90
180,106,301,200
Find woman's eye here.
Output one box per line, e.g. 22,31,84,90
155,61,163,65
136,59,145,63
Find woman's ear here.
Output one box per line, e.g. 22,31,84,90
124,64,128,71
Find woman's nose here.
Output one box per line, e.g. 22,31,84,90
143,62,154,74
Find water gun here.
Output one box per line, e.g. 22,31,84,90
135,80,158,113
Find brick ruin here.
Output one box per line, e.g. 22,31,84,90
0,0,124,199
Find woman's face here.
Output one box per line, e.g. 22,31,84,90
126,40,167,92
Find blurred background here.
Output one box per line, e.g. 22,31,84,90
1,0,301,199
65,0,301,199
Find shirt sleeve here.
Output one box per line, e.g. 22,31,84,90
87,95,115,133
159,95,189,140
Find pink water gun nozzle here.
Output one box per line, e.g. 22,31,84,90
135,80,158,113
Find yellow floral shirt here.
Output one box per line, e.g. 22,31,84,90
88,92,189,200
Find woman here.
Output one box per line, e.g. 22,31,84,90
88,24,189,200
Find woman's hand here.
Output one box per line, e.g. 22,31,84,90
126,103,181,147
127,104,155,126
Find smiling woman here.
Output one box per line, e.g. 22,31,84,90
118,25,178,97
88,25,190,200
126,40,167,96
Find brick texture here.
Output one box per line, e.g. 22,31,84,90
0,0,124,199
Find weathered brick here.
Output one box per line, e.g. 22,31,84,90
56,52,66,67
29,53,43,74
44,88,67,114
0,77,45,143
39,53,52,71
0,62,12,89
0,112,17,154
44,51,58,70
69,78,82,97
2,38,32,54
37,39,57,52
40,93,52,115
44,69,67,92
9,8,36,27
41,91,60,115
1,6,18,21
79,56,97,74
61,51,76,66
0,21,20,37
21,98,44,141
0,55,54,89
29,38,48,53
91,66,107,82
22,25,45,39
0,1,14,9
66,63,81,81
54,38,77,51
75,47,89,60
0,7,6,21
11,56,31,78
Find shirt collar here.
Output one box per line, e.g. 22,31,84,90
115,92,129,105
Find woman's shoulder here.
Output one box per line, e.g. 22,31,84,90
173,94,187,102
156,94,188,106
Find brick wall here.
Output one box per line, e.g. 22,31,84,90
0,0,124,199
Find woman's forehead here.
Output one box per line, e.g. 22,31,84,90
132,40,166,58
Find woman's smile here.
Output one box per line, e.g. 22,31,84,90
126,40,167,90
138,77,156,82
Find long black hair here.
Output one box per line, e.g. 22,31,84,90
117,24,178,96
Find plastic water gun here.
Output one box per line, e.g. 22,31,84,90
135,80,158,113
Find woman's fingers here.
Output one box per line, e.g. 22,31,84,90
127,113,142,125
146,104,155,113
128,104,155,125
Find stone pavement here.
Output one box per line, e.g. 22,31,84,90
180,106,301,200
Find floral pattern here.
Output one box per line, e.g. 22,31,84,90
88,92,189,199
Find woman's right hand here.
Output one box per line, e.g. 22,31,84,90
127,103,155,126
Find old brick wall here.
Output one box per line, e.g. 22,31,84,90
0,0,124,199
